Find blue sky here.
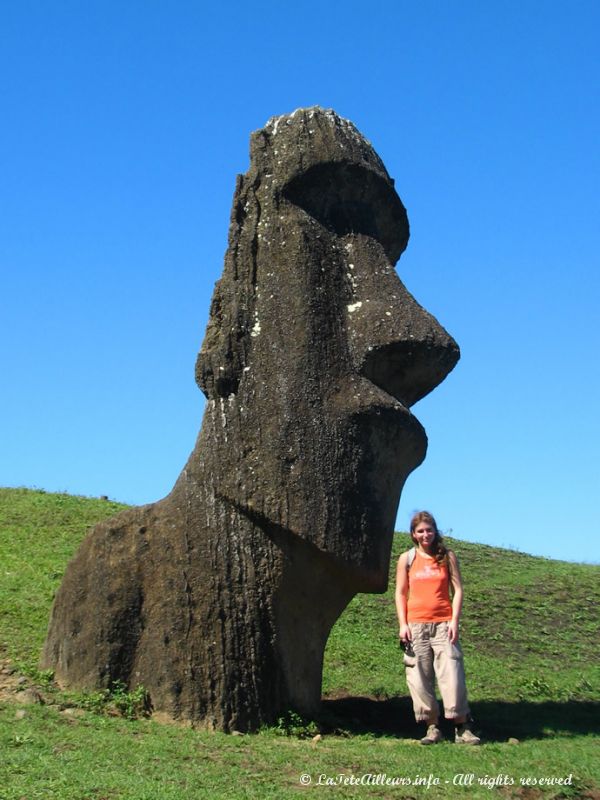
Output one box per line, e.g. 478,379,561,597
1,1,598,563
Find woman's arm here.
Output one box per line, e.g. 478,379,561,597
395,553,411,641
447,550,463,643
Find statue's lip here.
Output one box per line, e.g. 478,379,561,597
331,376,427,442
368,394,428,444
348,378,429,464
359,339,460,409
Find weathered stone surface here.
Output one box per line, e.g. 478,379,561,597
42,107,459,731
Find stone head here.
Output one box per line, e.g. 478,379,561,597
194,108,459,590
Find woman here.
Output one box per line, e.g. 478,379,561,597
395,511,480,745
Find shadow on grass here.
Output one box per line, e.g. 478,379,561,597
320,695,600,742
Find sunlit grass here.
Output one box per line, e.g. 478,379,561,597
1,487,598,799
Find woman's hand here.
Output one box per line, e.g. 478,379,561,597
399,623,412,642
447,619,459,644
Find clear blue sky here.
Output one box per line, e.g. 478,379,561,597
2,1,598,563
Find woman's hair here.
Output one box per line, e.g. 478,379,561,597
410,510,448,565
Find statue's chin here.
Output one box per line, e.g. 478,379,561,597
214,489,397,594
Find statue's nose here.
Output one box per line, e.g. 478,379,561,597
343,235,460,407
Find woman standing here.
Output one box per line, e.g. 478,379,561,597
395,511,480,745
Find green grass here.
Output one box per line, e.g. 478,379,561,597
324,535,600,706
0,488,127,670
1,487,599,799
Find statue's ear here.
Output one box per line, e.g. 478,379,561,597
195,175,259,400
195,280,243,398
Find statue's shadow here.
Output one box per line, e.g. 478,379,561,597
320,695,600,742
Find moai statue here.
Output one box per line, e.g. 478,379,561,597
42,108,459,731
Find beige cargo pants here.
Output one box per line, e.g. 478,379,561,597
403,621,471,722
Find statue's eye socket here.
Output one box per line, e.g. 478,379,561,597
282,162,409,265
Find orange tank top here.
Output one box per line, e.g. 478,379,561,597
407,550,452,623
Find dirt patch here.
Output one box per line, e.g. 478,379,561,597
0,658,29,702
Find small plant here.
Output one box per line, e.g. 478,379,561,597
11,733,34,748
31,667,55,687
15,663,56,688
72,688,112,715
564,674,595,700
518,675,556,699
273,709,320,738
109,681,151,719
370,686,389,699
65,682,150,719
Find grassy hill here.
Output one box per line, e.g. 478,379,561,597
1,487,598,799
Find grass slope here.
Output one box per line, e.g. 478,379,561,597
1,487,599,800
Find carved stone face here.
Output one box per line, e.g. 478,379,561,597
195,108,459,590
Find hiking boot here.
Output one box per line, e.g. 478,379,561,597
455,724,481,745
420,724,443,745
